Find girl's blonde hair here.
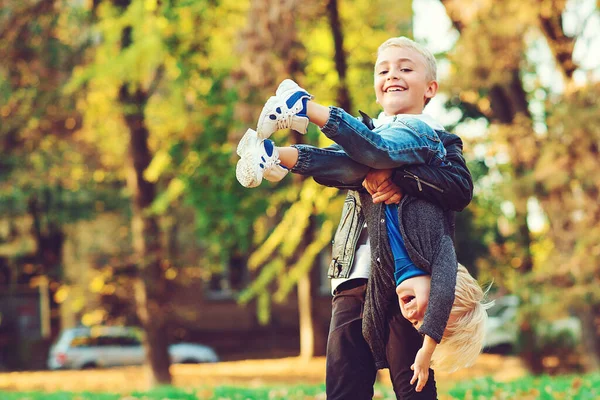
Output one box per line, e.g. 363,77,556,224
376,37,437,82
432,264,493,372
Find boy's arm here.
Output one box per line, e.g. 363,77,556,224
390,132,473,212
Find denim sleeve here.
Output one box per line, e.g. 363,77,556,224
320,106,442,169
290,143,369,190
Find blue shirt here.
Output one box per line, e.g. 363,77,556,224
385,204,428,286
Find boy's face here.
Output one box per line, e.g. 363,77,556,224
396,275,431,329
374,46,438,115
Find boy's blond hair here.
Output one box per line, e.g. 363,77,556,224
376,37,437,83
432,264,492,372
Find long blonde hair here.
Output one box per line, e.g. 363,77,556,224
432,264,493,372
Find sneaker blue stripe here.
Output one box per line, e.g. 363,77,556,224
263,140,274,157
286,91,309,115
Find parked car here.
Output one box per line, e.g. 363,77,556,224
484,295,520,353
484,295,582,354
48,326,218,370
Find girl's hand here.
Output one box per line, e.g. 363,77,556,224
410,336,437,392
410,347,432,392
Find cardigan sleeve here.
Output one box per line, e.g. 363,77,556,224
418,233,457,343
400,199,458,343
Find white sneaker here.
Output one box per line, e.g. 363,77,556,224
236,129,287,188
257,79,313,139
264,164,289,182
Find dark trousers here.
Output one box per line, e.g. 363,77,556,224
326,279,437,399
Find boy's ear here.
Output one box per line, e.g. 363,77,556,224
425,80,439,100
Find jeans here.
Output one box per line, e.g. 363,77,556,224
326,279,437,399
292,107,446,186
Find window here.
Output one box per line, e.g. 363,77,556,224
70,335,95,348
205,255,248,300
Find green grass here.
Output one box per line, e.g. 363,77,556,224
448,373,600,400
1,374,599,399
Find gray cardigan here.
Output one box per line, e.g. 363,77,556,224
360,193,458,370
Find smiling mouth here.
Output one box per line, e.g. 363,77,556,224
386,87,406,92
401,295,416,306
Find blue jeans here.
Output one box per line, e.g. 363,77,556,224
292,107,446,185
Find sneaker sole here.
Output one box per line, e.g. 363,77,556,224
237,128,259,157
236,128,262,188
256,96,279,140
236,157,261,188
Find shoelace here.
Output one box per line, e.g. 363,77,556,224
260,154,280,171
275,112,297,130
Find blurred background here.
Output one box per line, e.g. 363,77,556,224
0,0,599,392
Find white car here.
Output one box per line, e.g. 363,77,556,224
484,295,520,353
48,326,219,370
484,295,582,353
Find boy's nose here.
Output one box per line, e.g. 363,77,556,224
388,67,401,79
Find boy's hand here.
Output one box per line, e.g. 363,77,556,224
363,169,403,204
410,346,433,392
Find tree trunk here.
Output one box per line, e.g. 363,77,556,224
537,0,577,84
298,274,314,360
120,85,171,385
113,0,171,384
578,306,600,372
325,0,351,112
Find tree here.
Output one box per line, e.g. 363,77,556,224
0,0,123,310
68,0,243,384
438,0,600,372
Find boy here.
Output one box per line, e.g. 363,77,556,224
237,37,490,394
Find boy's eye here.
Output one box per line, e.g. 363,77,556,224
378,70,388,75
400,68,412,72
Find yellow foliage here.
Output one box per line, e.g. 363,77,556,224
144,150,172,183
54,286,70,304
82,309,107,327
274,219,335,302
165,268,177,280
89,275,105,293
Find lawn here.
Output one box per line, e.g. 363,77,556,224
1,374,599,400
